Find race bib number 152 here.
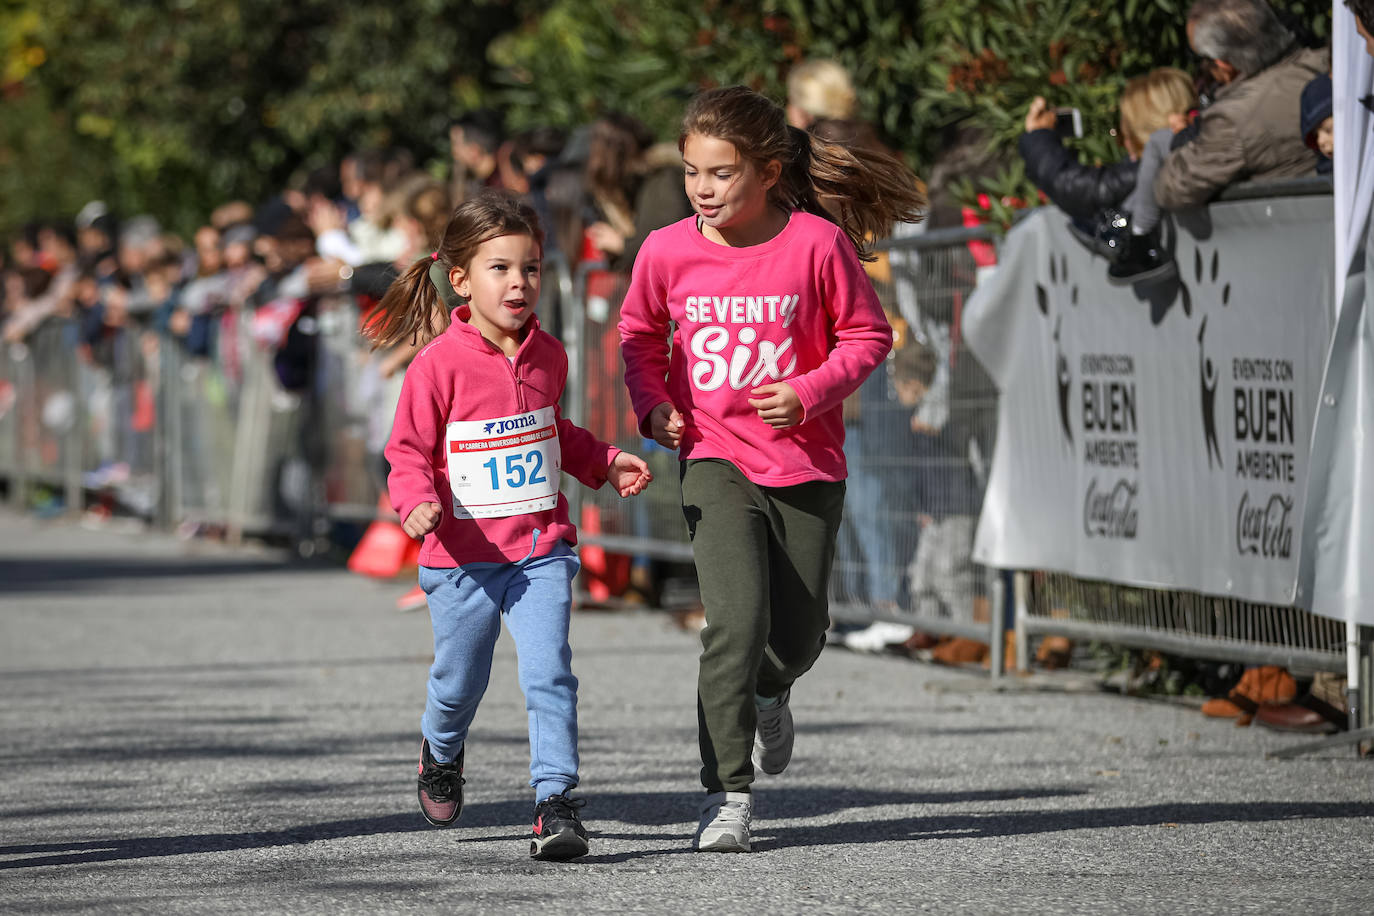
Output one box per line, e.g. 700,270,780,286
445,407,561,519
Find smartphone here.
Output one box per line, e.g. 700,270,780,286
1054,107,1083,139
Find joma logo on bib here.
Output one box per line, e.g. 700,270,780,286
484,414,538,436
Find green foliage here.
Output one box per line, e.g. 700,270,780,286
0,0,1337,238
914,0,1330,219
2,0,526,236
488,0,924,142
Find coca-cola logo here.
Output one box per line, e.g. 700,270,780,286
1083,478,1138,539
1235,491,1293,559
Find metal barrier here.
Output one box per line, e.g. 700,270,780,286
1,320,85,514
2,188,1361,699
1018,571,1348,673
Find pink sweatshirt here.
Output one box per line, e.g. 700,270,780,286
618,212,893,486
386,308,619,567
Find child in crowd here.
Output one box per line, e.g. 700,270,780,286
618,86,925,852
1300,72,1333,175
891,343,982,622
372,189,652,861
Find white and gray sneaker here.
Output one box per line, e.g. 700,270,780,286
751,689,794,775
694,791,752,852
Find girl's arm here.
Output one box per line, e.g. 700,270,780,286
616,234,676,437
785,233,894,420
384,358,446,525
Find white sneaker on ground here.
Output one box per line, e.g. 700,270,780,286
694,791,752,852
842,621,916,653
751,688,794,775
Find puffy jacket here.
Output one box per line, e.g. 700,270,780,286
1154,45,1329,210
1018,129,1138,222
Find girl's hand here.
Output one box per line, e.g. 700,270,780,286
748,382,804,429
648,402,685,449
403,502,441,539
608,451,653,497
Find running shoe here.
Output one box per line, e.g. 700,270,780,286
530,793,589,861
416,738,464,826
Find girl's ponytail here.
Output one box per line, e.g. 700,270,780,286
782,124,927,262
367,255,449,351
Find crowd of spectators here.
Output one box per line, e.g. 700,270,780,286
1019,0,1349,284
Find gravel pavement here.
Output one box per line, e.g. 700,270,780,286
1,510,1371,914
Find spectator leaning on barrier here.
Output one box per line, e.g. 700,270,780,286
1152,0,1330,211
1020,68,1198,285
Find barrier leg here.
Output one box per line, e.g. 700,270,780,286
988,572,1005,681
1348,620,1361,741
1013,571,1031,673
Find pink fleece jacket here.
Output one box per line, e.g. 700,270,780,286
618,212,892,486
385,308,619,567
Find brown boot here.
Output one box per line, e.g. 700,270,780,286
1035,636,1074,669
931,636,989,666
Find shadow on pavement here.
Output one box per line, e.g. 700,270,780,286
6,795,1369,869
755,799,1374,852
0,655,431,682
0,806,523,870
0,556,324,595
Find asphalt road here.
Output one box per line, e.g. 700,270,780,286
1,510,1371,914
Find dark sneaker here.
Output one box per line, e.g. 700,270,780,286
1067,209,1131,262
1107,231,1177,286
530,793,589,861
416,738,464,827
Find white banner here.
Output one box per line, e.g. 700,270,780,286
965,196,1334,605
1297,10,1374,630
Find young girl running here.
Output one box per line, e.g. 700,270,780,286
618,86,926,852
374,189,651,861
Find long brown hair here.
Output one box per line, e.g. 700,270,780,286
368,189,544,350
680,85,926,261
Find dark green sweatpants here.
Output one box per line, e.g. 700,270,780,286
680,458,846,794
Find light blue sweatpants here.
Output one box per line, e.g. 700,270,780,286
418,539,581,802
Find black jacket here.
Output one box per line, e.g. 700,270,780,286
1018,129,1137,221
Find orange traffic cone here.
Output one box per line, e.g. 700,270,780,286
578,504,631,602
348,520,417,579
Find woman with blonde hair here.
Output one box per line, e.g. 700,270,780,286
785,58,858,128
